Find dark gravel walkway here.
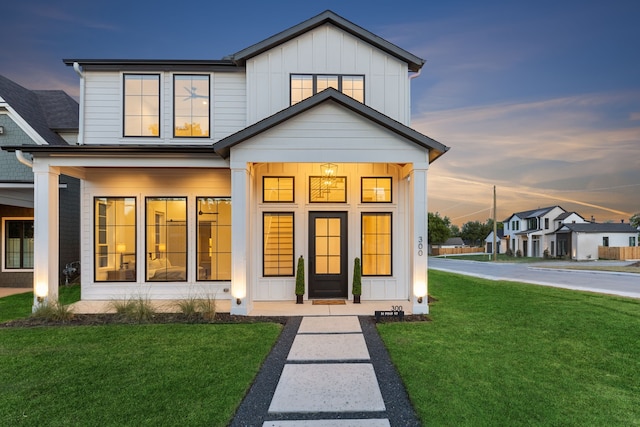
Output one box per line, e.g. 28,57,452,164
230,316,421,426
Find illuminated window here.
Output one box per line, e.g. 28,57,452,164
263,212,294,276
146,197,187,282
291,74,364,104
197,197,231,281
362,213,392,276
123,74,160,137
3,219,33,270
174,75,210,137
94,198,136,282
309,176,347,203
362,177,392,203
263,177,294,202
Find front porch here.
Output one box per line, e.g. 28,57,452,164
69,299,413,316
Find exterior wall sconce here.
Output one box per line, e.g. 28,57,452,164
0,125,4,135
417,296,423,304
236,298,242,305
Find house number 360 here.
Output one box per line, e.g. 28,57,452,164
417,236,424,256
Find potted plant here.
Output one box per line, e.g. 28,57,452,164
295,255,305,304
352,257,361,303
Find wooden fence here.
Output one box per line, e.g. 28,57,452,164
598,246,640,260
432,247,485,256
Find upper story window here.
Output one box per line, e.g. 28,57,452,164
123,74,160,137
174,75,210,138
291,74,364,105
362,177,392,203
263,177,294,202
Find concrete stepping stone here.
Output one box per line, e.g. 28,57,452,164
268,363,385,413
298,316,361,334
263,419,390,426
288,333,370,361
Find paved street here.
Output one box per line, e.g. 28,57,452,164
428,257,640,299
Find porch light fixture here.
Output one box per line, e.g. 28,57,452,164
35,282,48,303
0,125,4,135
320,163,338,195
236,298,242,305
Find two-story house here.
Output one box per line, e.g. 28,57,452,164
5,11,448,314
0,75,80,289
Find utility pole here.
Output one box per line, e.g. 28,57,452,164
493,185,497,261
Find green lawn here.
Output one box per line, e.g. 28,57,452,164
0,285,80,323
379,270,640,426
0,323,281,427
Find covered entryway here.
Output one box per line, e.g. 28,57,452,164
308,212,348,298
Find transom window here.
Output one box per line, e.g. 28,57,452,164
362,177,392,203
263,212,294,276
123,74,160,137
174,75,210,137
3,219,34,270
197,197,231,281
94,198,136,282
309,176,347,203
291,74,364,104
362,213,392,276
263,177,294,202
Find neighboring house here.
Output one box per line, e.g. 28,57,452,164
4,11,449,314
556,222,639,261
485,229,506,254
441,237,465,248
0,75,80,288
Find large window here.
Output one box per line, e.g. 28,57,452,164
291,74,364,104
197,198,231,281
94,198,136,282
362,213,392,276
174,75,210,137
263,177,294,202
146,197,187,281
4,219,34,270
263,212,294,276
123,74,160,137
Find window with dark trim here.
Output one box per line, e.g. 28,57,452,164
309,176,347,203
603,236,609,247
197,197,231,281
361,213,392,276
123,74,160,137
361,177,392,203
173,75,210,137
146,197,187,282
263,212,294,276
291,74,364,104
94,197,136,282
4,219,34,270
263,177,294,202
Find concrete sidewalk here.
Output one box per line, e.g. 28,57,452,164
0,288,31,298
231,316,420,426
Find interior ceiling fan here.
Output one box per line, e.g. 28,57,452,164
183,86,207,101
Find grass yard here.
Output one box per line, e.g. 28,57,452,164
0,322,281,426
0,285,80,323
379,270,640,426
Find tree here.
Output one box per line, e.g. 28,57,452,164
460,219,494,247
428,212,451,245
449,224,461,237
631,213,640,229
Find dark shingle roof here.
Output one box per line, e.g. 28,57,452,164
0,75,78,145
559,223,638,233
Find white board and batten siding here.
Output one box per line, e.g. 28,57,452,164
79,168,232,300
82,71,246,145
246,24,410,126
251,162,410,301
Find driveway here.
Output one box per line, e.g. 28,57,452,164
428,257,640,299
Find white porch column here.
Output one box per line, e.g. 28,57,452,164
411,164,429,314
230,163,252,315
32,162,60,310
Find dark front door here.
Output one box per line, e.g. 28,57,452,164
308,212,348,298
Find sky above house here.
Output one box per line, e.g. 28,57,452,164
3,0,639,226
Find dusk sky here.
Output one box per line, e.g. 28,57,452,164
3,0,639,226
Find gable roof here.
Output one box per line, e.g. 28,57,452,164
558,223,638,234
230,10,425,72
503,206,563,222
0,75,78,145
213,88,448,161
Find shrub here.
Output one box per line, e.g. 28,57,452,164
516,249,522,258
175,294,217,321
352,257,362,296
31,300,75,322
295,256,305,296
110,297,155,323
